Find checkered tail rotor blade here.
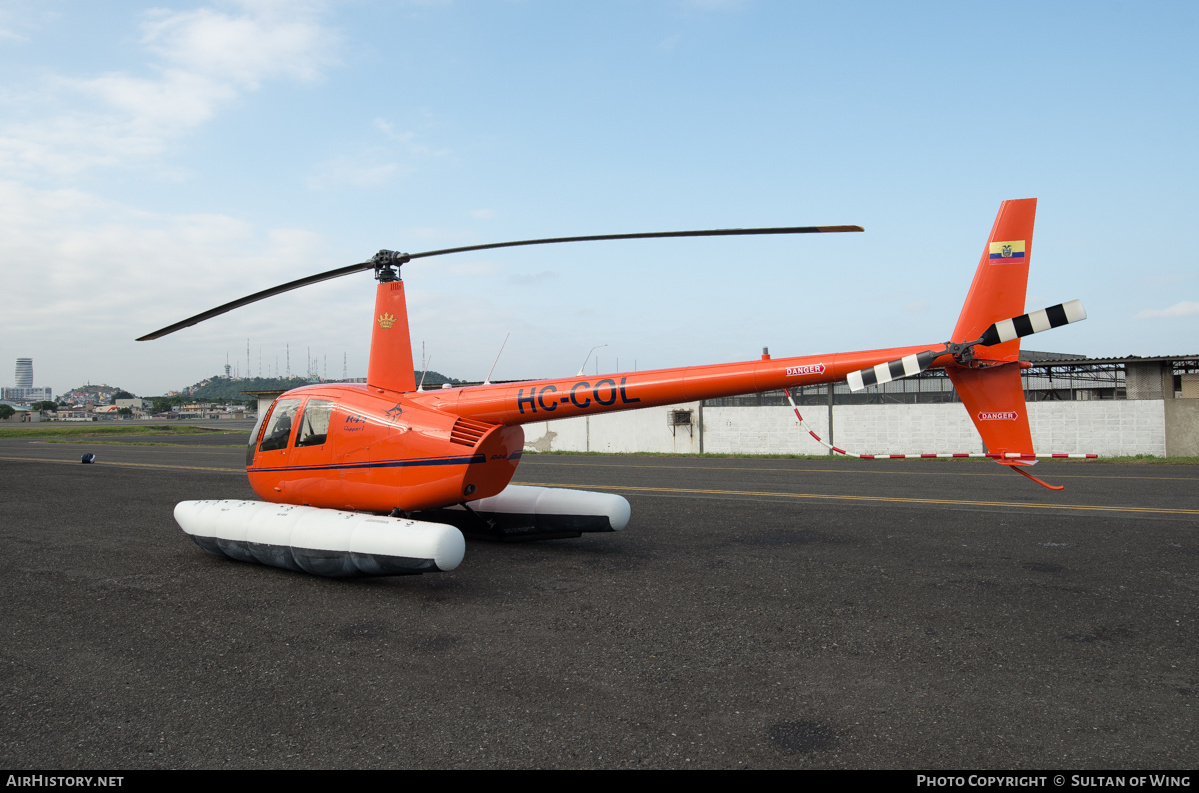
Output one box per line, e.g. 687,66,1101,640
847,349,941,393
976,300,1086,347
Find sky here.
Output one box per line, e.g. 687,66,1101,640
0,0,1195,397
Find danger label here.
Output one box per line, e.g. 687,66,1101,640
978,411,1019,420
786,363,826,377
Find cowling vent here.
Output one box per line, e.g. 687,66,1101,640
450,416,494,447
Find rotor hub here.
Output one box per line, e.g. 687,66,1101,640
373,249,411,282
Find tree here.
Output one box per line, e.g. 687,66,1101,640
117,407,133,417
0,404,15,420
113,390,135,400
151,397,175,414
31,401,57,412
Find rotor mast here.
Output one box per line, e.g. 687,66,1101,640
366,250,416,394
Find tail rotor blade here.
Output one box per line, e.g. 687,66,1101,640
847,349,940,392
848,299,1087,393
978,299,1086,347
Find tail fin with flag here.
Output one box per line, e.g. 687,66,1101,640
829,198,1090,487
843,199,1085,485
951,198,1038,356
948,198,1038,465
946,198,1084,488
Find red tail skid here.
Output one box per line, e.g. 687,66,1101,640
1008,464,1065,491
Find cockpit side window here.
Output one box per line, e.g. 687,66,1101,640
259,398,301,452
295,399,334,447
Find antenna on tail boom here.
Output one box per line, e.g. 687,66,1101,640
483,333,510,386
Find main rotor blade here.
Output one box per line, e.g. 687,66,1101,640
405,225,864,261
137,224,863,341
136,261,372,341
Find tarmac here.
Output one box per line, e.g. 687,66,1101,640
1,435,1196,769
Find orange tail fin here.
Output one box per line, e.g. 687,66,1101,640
949,199,1037,460
952,198,1037,361
946,363,1032,459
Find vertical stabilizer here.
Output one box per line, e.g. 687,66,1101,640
951,198,1037,362
946,363,1034,458
948,199,1038,461
367,279,417,393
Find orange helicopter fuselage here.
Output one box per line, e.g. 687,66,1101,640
246,382,526,513
246,277,944,513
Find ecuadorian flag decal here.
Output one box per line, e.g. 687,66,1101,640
989,240,1026,263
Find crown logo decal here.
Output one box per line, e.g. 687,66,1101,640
377,312,396,329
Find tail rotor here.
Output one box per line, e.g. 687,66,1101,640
846,299,1088,393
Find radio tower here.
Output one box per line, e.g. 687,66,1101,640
286,344,290,378
342,352,347,380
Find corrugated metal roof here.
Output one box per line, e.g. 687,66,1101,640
1020,351,1199,367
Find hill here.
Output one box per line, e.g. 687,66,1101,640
177,371,464,402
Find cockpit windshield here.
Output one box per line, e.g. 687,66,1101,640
259,398,301,452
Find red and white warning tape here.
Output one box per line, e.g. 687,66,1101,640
781,387,1097,460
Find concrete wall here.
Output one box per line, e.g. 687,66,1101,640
1027,401,1165,457
1165,397,1199,456
521,400,1169,457
522,401,704,455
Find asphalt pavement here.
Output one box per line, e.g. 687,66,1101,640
1,439,1195,769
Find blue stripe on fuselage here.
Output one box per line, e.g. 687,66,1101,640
247,453,486,474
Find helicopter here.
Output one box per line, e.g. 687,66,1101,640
140,197,1085,578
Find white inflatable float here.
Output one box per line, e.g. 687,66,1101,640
174,500,465,577
174,485,631,575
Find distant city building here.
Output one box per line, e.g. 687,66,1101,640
15,358,32,388
6,358,51,404
2,387,52,404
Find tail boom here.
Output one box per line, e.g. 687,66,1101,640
412,345,950,426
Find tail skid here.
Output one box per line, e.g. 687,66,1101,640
1008,463,1065,491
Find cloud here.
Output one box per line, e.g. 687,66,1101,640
0,4,33,44
373,118,451,157
507,270,560,286
1136,301,1199,319
1143,273,1195,287
0,179,355,395
657,34,682,51
140,3,337,88
470,209,495,220
306,155,399,190
442,260,499,277
677,0,751,10
0,2,340,178
305,116,452,190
